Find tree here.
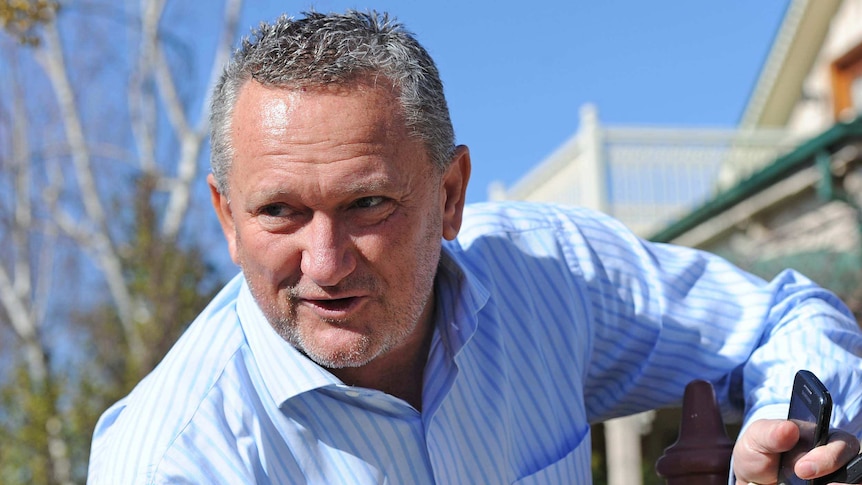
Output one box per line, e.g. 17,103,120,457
0,0,243,482
0,0,56,45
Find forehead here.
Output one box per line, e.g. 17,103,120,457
231,79,408,151
226,79,433,197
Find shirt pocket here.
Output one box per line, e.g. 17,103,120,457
510,429,592,484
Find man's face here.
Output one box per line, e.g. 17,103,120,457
209,79,469,370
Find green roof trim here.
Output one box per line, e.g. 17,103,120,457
648,116,862,244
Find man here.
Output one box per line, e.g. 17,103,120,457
88,10,862,484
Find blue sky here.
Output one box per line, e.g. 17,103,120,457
230,1,790,204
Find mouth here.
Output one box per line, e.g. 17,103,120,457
300,295,365,318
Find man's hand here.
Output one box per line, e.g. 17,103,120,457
732,419,859,485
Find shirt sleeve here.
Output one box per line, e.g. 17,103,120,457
561,207,862,433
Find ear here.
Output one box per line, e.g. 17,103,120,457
440,145,471,241
208,173,240,264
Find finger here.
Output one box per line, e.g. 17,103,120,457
733,420,800,484
746,419,801,454
795,429,861,479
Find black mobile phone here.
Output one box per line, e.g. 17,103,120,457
777,369,833,485
818,453,862,484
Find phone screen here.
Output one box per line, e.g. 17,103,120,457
777,370,832,485
779,402,822,484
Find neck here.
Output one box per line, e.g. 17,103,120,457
329,297,436,411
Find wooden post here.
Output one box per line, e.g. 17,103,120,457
655,380,734,484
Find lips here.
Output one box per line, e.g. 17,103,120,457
300,295,366,318
308,297,357,311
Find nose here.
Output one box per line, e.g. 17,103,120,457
299,213,356,287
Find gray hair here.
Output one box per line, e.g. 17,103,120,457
209,10,456,195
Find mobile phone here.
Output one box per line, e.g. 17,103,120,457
777,369,833,485
817,453,862,484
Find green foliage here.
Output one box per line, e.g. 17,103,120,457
0,0,58,45
0,366,51,485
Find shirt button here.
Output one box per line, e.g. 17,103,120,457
345,390,361,397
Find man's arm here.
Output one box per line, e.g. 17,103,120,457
566,206,862,425
555,206,862,481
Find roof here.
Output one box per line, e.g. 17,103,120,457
739,0,842,128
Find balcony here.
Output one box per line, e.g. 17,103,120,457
492,104,802,237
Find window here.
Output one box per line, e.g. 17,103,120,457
831,39,862,120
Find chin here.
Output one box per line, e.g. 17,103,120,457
303,347,379,369
290,330,381,369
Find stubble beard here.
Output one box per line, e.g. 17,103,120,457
245,254,439,370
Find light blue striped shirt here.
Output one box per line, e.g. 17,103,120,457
88,202,862,484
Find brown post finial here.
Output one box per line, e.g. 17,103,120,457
655,380,734,484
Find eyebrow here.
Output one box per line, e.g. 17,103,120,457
250,175,395,203
342,177,390,194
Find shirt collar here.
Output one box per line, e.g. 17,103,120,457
435,244,490,359
237,280,341,405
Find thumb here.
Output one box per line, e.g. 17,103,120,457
733,419,799,484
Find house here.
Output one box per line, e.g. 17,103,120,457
492,0,862,483
651,0,862,319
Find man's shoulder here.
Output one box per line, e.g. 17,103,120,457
459,201,615,236
446,201,647,289
444,202,599,284
88,275,252,483
454,201,632,251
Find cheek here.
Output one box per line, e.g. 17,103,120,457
367,211,440,274
367,211,421,253
352,232,392,269
236,229,302,280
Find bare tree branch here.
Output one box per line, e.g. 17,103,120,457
127,0,163,174
34,15,144,360
35,20,108,241
159,0,243,240
0,265,37,344
154,40,191,137
11,58,32,307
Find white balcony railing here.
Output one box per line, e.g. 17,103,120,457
494,105,802,236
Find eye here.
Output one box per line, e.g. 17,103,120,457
352,196,386,209
260,203,292,217
255,203,307,232
348,196,395,227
